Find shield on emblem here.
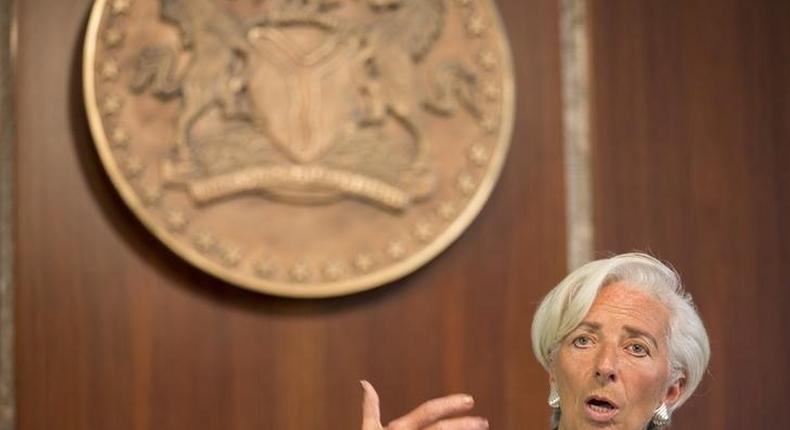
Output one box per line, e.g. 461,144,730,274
248,27,366,164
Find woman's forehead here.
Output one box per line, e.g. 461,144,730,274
580,281,672,338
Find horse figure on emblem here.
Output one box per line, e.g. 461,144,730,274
130,0,257,173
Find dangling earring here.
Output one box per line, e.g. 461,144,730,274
547,386,561,409
652,402,671,426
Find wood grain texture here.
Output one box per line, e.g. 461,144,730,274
13,1,566,429
589,1,790,428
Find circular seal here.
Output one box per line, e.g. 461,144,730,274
84,0,515,297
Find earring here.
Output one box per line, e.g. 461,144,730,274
652,402,671,427
547,386,561,409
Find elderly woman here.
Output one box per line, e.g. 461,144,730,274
361,253,710,429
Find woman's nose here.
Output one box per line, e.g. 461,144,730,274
594,344,618,384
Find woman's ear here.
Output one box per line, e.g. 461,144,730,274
663,375,686,407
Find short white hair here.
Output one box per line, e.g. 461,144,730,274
531,253,710,412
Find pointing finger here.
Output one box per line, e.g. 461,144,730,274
361,380,383,430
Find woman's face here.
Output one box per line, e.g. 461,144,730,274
551,282,684,430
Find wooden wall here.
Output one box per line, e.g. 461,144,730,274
12,0,566,429
9,0,790,429
590,1,790,428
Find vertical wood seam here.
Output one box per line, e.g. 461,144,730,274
560,0,594,270
0,0,16,428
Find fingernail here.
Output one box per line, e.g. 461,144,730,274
462,394,474,405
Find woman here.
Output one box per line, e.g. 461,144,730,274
361,253,710,429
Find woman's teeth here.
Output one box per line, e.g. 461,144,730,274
588,400,615,412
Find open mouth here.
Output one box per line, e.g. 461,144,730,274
584,396,619,421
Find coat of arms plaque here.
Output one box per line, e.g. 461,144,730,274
84,0,515,297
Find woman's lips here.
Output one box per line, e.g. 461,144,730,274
584,396,620,422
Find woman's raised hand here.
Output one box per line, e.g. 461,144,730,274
360,381,489,430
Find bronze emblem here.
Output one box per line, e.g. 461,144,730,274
83,0,515,297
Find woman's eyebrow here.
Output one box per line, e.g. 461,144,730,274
577,321,601,332
623,325,659,350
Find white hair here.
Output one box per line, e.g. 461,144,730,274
531,253,710,417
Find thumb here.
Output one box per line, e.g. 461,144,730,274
360,380,382,430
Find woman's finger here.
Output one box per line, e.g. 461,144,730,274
386,394,475,429
423,416,489,430
361,380,383,430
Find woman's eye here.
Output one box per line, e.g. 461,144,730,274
572,336,592,348
627,343,649,356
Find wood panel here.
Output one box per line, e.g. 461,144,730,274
590,1,790,428
13,1,566,429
